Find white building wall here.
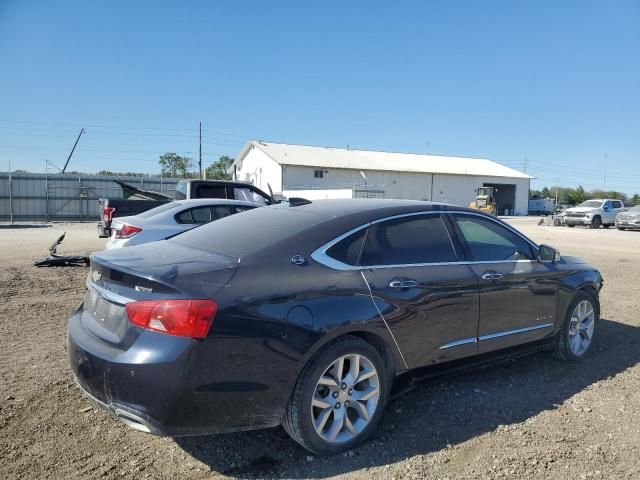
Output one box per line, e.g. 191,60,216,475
234,146,283,193
282,189,354,200
236,153,529,215
283,166,432,200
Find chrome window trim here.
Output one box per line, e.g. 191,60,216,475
87,279,134,305
478,323,554,341
311,209,540,271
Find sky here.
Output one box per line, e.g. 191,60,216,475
0,0,639,193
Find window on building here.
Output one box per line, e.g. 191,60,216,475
314,169,324,179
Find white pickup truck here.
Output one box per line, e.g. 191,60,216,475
564,199,626,228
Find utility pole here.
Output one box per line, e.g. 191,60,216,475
199,122,203,179
524,154,528,174
62,128,84,173
427,142,431,155
603,154,608,190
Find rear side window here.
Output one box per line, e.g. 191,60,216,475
453,215,534,261
360,215,456,266
177,205,232,224
196,185,227,199
326,228,367,266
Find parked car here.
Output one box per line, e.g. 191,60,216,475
98,180,273,238
105,199,261,249
69,199,603,455
615,204,640,230
564,199,625,228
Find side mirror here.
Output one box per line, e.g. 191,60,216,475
538,244,560,263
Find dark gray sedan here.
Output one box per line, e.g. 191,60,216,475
69,199,603,455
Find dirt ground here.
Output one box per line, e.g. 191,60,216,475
1,219,639,479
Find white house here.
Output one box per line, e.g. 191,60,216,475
231,141,533,215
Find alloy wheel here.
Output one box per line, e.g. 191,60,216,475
311,353,380,444
568,300,595,356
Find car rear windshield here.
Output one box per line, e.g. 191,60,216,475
171,205,329,256
136,201,182,218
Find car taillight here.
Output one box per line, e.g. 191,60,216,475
125,299,217,338
103,206,116,223
114,224,142,239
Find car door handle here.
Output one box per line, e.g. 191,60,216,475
481,271,504,280
389,279,418,288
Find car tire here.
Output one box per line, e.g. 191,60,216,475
282,336,389,455
590,216,602,229
617,227,626,231
553,291,599,362
602,224,610,229
567,224,575,228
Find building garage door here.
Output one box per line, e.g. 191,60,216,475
483,183,516,216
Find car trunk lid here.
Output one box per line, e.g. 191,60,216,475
83,241,238,346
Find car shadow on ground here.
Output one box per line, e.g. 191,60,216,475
0,223,51,229
175,318,640,479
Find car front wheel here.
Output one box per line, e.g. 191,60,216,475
590,216,602,229
282,336,388,455
554,291,598,362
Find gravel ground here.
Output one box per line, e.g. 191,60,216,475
1,219,639,479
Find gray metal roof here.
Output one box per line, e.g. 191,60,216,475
235,141,533,179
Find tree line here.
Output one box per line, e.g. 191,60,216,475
95,153,234,180
530,186,640,206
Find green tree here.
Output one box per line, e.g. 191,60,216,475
205,155,234,180
529,188,541,198
159,152,194,178
631,193,640,205
540,187,551,198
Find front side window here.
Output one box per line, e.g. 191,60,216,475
612,201,623,209
360,215,456,266
233,187,269,205
453,215,534,261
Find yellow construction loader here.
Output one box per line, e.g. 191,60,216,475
470,186,497,215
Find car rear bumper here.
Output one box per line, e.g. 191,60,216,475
67,305,291,436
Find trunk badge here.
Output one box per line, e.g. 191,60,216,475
92,270,102,283
291,255,307,266
135,285,153,293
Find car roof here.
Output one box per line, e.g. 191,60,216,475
172,198,264,207
285,198,469,219
172,198,490,261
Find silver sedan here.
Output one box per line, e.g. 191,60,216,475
105,199,262,249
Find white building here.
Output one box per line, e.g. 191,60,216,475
231,141,533,215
